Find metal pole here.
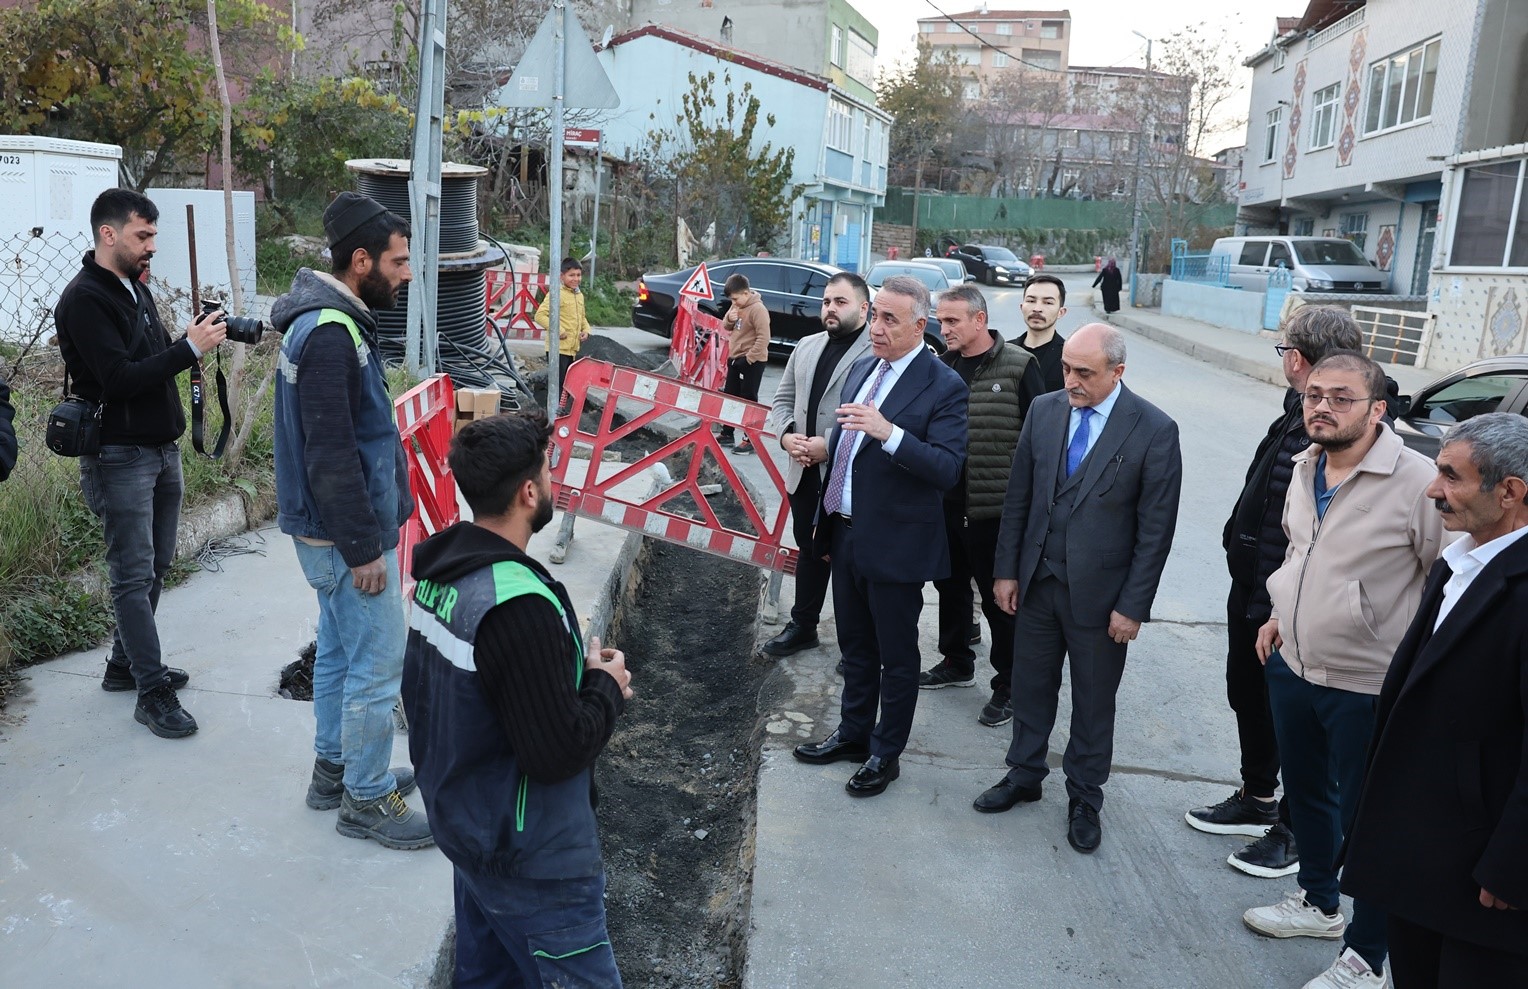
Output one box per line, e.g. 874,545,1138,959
589,132,603,284
406,0,448,374
1127,33,1152,309
548,0,566,414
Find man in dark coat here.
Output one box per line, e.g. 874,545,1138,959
1342,412,1528,987
1186,306,1361,879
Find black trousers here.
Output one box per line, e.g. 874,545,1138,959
1226,580,1282,800
787,469,831,628
724,357,765,403
832,520,925,759
1387,913,1528,988
1004,575,1128,812
932,505,1014,694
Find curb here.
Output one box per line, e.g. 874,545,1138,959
1106,308,1286,389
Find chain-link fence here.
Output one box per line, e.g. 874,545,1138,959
0,232,278,685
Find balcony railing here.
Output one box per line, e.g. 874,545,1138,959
1308,8,1366,52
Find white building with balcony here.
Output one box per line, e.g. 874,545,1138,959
595,25,889,272
1238,0,1527,370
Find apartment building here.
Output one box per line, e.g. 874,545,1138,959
916,6,1071,99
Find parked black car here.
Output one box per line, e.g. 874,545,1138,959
634,257,938,359
633,257,840,360
1394,355,1528,458
948,244,1033,286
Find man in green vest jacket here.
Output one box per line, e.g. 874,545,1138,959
919,285,1046,728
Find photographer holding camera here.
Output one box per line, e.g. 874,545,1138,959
54,188,226,738
270,192,430,850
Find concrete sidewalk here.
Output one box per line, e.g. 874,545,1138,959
1101,299,1437,396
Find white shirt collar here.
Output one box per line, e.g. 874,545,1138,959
1442,524,1528,575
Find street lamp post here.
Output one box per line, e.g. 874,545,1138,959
1127,30,1153,308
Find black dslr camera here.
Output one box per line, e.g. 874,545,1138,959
201,299,271,345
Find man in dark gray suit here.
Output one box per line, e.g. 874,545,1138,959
975,323,1182,853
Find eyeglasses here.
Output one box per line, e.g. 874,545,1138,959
1300,392,1375,412
1274,344,1300,359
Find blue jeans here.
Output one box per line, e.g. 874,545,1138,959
292,540,405,802
1266,651,1387,972
79,443,183,694
453,868,622,989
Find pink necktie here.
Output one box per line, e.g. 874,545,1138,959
822,360,892,515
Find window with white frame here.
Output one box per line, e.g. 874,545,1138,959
1041,21,1062,39
831,26,843,67
1309,83,1340,149
1264,107,1281,162
1450,158,1528,268
953,49,980,66
993,52,1009,68
1363,37,1440,135
1274,48,1287,71
947,21,960,32
1022,49,1061,70
1293,217,1315,236
920,22,935,34
847,30,875,83
827,100,853,151
962,79,981,100
995,22,1012,35
1341,211,1369,251
862,116,872,161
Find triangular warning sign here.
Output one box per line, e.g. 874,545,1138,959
679,261,713,301
493,6,620,110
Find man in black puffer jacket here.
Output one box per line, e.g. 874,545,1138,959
1185,305,1362,878
919,284,1047,728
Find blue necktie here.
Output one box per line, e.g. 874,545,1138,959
1066,407,1095,477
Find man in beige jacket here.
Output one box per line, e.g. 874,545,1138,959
718,272,771,454
1244,351,1448,989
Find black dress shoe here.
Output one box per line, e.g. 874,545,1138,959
793,730,870,765
1067,798,1102,853
845,755,899,797
972,777,1043,813
763,621,819,657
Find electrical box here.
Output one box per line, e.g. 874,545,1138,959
145,188,257,308
0,136,123,342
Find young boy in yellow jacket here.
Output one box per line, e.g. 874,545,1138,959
535,257,591,414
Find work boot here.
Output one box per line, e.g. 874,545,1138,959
306,757,418,811
104,663,189,692
763,621,819,656
134,683,199,739
336,790,435,850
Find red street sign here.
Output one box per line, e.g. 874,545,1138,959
564,127,601,148
679,261,713,301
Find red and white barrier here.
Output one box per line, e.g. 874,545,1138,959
394,374,460,595
485,269,551,341
668,299,731,392
550,358,796,575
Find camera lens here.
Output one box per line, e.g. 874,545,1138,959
223,315,269,344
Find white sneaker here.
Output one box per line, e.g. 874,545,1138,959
1302,948,1386,989
1242,890,1346,939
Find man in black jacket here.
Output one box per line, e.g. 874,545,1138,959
402,411,633,988
55,188,226,738
0,370,15,482
1185,305,1360,876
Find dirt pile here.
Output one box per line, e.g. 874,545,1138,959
599,532,775,989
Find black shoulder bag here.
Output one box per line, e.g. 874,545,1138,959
45,367,104,457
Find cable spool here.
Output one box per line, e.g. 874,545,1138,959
344,158,523,405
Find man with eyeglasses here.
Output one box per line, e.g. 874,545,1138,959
1187,306,1360,879
1241,351,1448,989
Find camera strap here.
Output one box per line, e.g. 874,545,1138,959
189,347,232,460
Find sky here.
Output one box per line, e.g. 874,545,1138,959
865,0,1293,152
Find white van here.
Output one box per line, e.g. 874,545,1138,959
1209,236,1389,294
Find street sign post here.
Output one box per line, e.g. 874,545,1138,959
496,3,619,415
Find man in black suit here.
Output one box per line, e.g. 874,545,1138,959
1342,412,1528,987
975,323,1182,853
793,274,968,798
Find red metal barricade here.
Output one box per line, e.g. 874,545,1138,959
667,299,730,392
394,374,460,595
485,269,551,341
551,358,796,574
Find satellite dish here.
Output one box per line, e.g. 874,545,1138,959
600,25,614,47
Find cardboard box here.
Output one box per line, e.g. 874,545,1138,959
453,387,502,433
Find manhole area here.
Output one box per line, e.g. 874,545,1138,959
598,530,775,989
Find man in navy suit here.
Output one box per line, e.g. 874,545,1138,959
1342,412,1528,987
976,323,1182,853
792,274,968,798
